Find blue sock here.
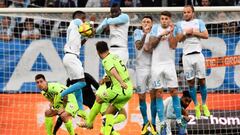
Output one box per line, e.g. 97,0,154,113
172,95,182,120
61,82,86,110
61,82,86,97
156,97,164,122
150,99,156,125
75,90,83,110
189,86,198,105
199,85,207,105
139,100,148,124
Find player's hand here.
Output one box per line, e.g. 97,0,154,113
193,28,200,36
184,27,193,35
160,29,170,37
120,82,128,89
143,25,151,34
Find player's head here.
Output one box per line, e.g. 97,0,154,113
183,5,195,21
201,0,210,6
110,3,121,18
96,41,109,59
141,15,153,33
160,11,171,28
72,10,86,22
35,74,48,91
181,91,192,109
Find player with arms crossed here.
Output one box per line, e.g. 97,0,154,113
35,74,78,135
163,91,192,135
175,5,210,119
96,3,130,64
134,16,157,135
149,11,182,134
83,41,133,135
54,11,90,117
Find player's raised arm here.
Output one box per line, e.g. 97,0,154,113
95,18,108,34
134,29,147,50
106,13,129,25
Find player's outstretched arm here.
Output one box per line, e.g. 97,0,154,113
96,18,108,34
106,13,129,25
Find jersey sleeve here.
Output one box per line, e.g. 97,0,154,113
149,24,159,37
96,18,108,34
73,19,83,27
133,29,143,43
106,13,129,25
198,19,207,32
175,21,183,34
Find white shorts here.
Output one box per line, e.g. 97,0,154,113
110,47,129,65
135,68,152,94
182,53,206,80
151,63,178,89
63,53,84,80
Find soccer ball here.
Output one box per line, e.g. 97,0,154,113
79,22,93,37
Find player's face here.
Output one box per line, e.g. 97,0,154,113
183,7,194,21
181,97,192,108
160,15,170,28
110,7,121,18
36,78,48,91
141,18,153,33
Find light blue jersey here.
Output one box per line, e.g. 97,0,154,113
96,13,129,48
175,19,206,55
150,24,175,66
64,19,83,56
133,29,152,68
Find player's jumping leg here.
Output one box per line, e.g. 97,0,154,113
156,89,166,135
138,93,149,135
199,78,210,117
45,117,54,135
150,90,157,135
170,88,182,123
187,79,201,119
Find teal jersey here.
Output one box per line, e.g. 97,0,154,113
41,82,67,103
102,53,132,87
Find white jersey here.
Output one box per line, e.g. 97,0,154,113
64,19,83,56
164,97,176,119
109,13,129,48
133,29,152,68
175,19,207,55
150,24,175,66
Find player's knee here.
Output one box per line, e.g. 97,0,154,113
96,96,104,104
198,78,205,86
138,93,146,101
187,79,195,87
60,111,71,123
45,109,53,117
169,88,178,96
156,89,163,98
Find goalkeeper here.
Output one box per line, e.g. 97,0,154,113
35,74,79,135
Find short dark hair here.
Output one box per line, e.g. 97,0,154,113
143,15,153,21
72,10,85,19
160,11,171,18
35,74,45,81
96,41,109,54
182,90,191,98
184,5,195,12
111,2,120,8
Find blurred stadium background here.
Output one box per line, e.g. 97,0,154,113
0,1,240,134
